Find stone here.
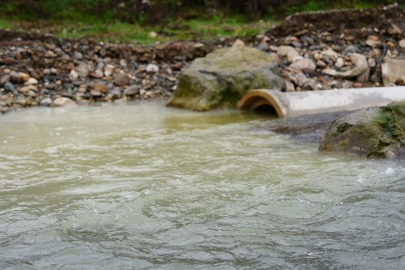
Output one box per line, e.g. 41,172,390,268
367,35,379,41
92,83,108,93
319,103,405,158
283,80,295,92
10,71,20,83
53,97,77,107
301,79,317,91
342,45,360,56
146,64,159,73
335,58,344,68
111,88,122,99
286,49,300,63
69,70,79,81
90,89,102,97
292,56,304,62
114,73,128,86
104,69,112,77
1,75,10,85
14,99,27,107
257,39,269,51
289,59,316,73
366,39,380,47
19,72,30,82
342,80,353,89
119,59,127,67
357,67,370,82
77,84,88,93
24,78,38,85
322,53,368,79
381,57,405,86
40,98,52,106
368,58,376,68
166,41,283,111
19,85,38,94
90,70,103,78
295,73,308,86
277,46,296,56
124,85,140,96
321,49,338,62
73,51,83,59
149,31,158,38
4,82,16,92
316,60,327,68
76,62,89,79
387,23,402,35
399,39,405,48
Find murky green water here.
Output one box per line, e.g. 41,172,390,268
1,103,405,269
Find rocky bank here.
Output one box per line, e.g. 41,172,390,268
1,3,405,114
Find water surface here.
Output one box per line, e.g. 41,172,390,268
1,103,405,269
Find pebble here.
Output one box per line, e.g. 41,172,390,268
19,72,30,82
1,75,10,85
277,46,296,56
295,73,308,86
40,98,52,106
290,59,316,73
10,71,21,83
146,64,159,73
283,80,295,92
25,78,38,85
53,97,77,107
4,82,16,92
335,58,344,68
124,85,140,96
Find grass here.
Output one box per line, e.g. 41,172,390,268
0,15,277,45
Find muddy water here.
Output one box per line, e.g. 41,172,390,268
1,103,405,269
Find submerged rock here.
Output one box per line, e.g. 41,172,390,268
319,103,405,158
167,40,283,111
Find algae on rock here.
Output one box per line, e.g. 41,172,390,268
166,40,283,111
319,102,405,158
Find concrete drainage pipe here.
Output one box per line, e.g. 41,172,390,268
237,87,405,118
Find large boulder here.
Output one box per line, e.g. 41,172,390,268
319,103,405,158
166,40,283,111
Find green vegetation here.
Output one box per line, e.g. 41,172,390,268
0,0,403,44
0,15,276,45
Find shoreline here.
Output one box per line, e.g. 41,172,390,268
1,4,405,115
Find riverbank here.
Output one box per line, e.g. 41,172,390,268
1,3,405,115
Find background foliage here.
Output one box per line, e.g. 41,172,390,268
0,0,403,24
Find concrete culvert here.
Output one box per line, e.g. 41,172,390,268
237,87,405,118
237,90,287,118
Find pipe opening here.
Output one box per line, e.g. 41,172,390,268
253,104,278,116
237,90,285,118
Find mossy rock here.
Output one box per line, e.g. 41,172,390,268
319,102,405,158
166,40,283,111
